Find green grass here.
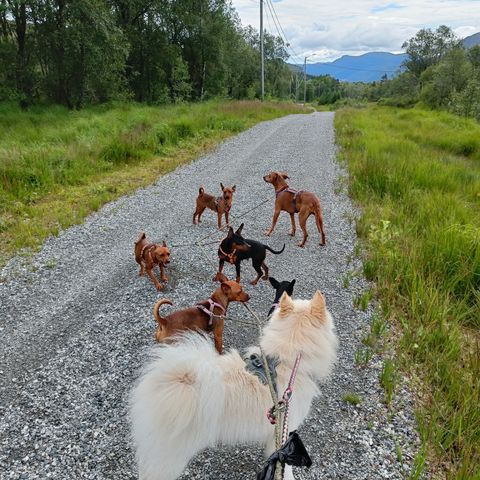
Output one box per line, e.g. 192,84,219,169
343,392,363,406
0,100,306,265
336,105,480,478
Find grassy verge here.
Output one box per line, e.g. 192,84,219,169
335,106,480,478
0,100,306,266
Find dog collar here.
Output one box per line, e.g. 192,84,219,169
196,298,226,326
275,185,289,197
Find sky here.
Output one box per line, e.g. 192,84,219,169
231,0,480,64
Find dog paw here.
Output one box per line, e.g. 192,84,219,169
161,277,168,283
264,230,272,236
297,242,305,248
250,280,258,286
262,274,269,280
155,284,163,291
289,231,296,236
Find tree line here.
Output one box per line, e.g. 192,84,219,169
0,0,294,107
306,26,480,121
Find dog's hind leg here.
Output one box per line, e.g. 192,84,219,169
261,262,269,280
196,206,206,223
297,209,310,248
250,261,263,285
315,207,326,246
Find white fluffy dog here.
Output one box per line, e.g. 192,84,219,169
130,290,338,480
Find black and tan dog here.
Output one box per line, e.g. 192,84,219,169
216,223,285,285
268,277,296,316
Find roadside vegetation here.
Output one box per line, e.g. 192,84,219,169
0,100,306,265
336,105,480,478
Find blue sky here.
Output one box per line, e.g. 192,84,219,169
231,0,480,63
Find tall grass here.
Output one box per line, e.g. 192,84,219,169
0,100,305,264
336,106,480,478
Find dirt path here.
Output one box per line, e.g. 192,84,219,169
0,112,420,479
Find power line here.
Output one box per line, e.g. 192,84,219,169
263,0,303,66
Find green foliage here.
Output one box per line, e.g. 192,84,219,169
380,359,398,405
336,105,480,478
0,100,305,262
0,1,294,106
343,392,362,406
402,25,460,77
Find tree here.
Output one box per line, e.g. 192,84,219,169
402,25,460,77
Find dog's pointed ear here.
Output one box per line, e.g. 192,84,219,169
279,291,294,316
287,279,296,294
269,277,280,289
162,240,167,247
236,223,244,235
221,282,231,295
311,290,326,318
227,226,234,239
232,185,236,192
280,172,289,179
220,182,225,191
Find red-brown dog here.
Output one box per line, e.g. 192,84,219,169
193,183,236,229
134,232,171,290
152,273,249,354
263,171,326,247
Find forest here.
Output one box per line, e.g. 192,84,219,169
0,0,293,107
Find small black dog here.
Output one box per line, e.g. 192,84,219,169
216,224,285,285
268,277,296,316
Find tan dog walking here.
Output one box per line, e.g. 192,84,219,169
263,171,326,247
134,232,171,290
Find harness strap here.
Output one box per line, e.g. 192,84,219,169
219,245,237,264
195,298,226,326
141,244,156,263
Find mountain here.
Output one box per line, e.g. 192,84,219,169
300,52,407,83
463,32,480,48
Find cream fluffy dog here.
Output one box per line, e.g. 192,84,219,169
130,291,338,480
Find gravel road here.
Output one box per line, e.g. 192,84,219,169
0,112,421,479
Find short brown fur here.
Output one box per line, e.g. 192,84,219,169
134,232,171,290
152,273,249,354
263,171,326,247
193,183,236,229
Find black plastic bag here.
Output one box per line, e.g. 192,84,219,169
256,431,312,480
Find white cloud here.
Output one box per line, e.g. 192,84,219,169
231,0,480,62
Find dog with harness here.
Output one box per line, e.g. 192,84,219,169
130,289,338,480
152,272,249,354
263,171,326,247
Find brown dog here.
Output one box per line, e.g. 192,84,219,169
134,232,171,290
193,183,236,229
152,273,249,354
263,171,326,247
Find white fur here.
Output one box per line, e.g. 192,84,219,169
130,291,338,480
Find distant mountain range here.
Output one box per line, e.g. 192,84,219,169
293,32,480,83
463,32,480,49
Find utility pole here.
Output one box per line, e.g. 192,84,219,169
303,56,309,104
260,0,264,100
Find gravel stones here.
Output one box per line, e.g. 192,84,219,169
0,112,421,479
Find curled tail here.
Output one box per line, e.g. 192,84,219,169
135,231,146,245
153,299,173,326
265,243,286,255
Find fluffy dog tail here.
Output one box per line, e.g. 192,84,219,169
265,243,286,255
153,299,173,327
130,334,224,479
135,231,146,245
